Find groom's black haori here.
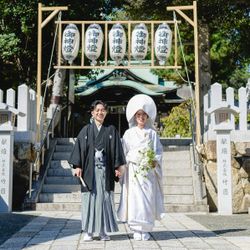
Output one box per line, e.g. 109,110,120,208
69,121,125,192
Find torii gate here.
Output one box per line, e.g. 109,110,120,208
36,1,200,144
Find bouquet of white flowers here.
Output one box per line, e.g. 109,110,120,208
134,140,156,178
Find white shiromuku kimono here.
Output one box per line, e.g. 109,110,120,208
117,126,165,232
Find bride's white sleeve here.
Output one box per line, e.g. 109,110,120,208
122,132,129,167
152,130,163,178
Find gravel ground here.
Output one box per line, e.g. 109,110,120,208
187,213,250,236
0,213,39,245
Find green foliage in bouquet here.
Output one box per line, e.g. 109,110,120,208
134,141,156,179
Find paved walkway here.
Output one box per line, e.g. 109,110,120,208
0,211,249,250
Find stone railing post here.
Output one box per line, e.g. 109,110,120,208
29,89,37,132
17,84,30,131
239,87,247,131
0,89,3,103
210,83,222,129
6,89,15,108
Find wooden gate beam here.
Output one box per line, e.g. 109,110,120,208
167,1,201,145
36,3,68,143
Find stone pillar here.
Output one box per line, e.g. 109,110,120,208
0,131,14,212
216,131,232,214
206,100,239,214
0,106,19,212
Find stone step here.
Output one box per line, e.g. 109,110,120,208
163,145,190,151
163,176,193,185
42,184,81,193
114,183,121,193
114,184,194,195
165,194,194,204
57,138,75,145
162,169,192,177
55,145,74,152
52,152,71,160
115,176,193,188
164,204,209,213
35,202,208,213
163,151,190,161
39,192,81,203
163,185,193,195
45,176,80,185
35,202,81,211
50,160,72,169
47,168,75,176
162,160,191,169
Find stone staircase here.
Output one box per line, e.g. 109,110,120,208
34,138,208,212
161,146,208,212
35,138,81,211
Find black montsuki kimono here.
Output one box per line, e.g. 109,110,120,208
68,122,126,192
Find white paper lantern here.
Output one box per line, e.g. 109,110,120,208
62,24,80,65
131,23,148,62
154,23,172,66
85,24,104,66
109,23,126,65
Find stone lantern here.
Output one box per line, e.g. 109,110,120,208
206,102,239,215
0,103,20,131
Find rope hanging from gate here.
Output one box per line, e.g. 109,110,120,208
173,11,196,115
39,11,62,131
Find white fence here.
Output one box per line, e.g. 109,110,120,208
203,82,250,142
0,84,37,143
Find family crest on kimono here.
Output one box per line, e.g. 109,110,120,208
118,94,165,241
69,100,126,241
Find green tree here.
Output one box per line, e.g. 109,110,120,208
122,0,250,88
0,0,38,90
0,0,124,90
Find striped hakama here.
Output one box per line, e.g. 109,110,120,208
81,163,118,234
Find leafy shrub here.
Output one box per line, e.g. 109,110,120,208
160,100,193,138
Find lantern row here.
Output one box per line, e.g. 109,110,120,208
62,23,173,67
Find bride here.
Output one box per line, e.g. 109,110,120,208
117,94,164,241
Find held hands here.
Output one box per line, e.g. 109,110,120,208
115,165,125,178
75,167,82,177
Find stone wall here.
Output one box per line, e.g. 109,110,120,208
198,141,250,213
